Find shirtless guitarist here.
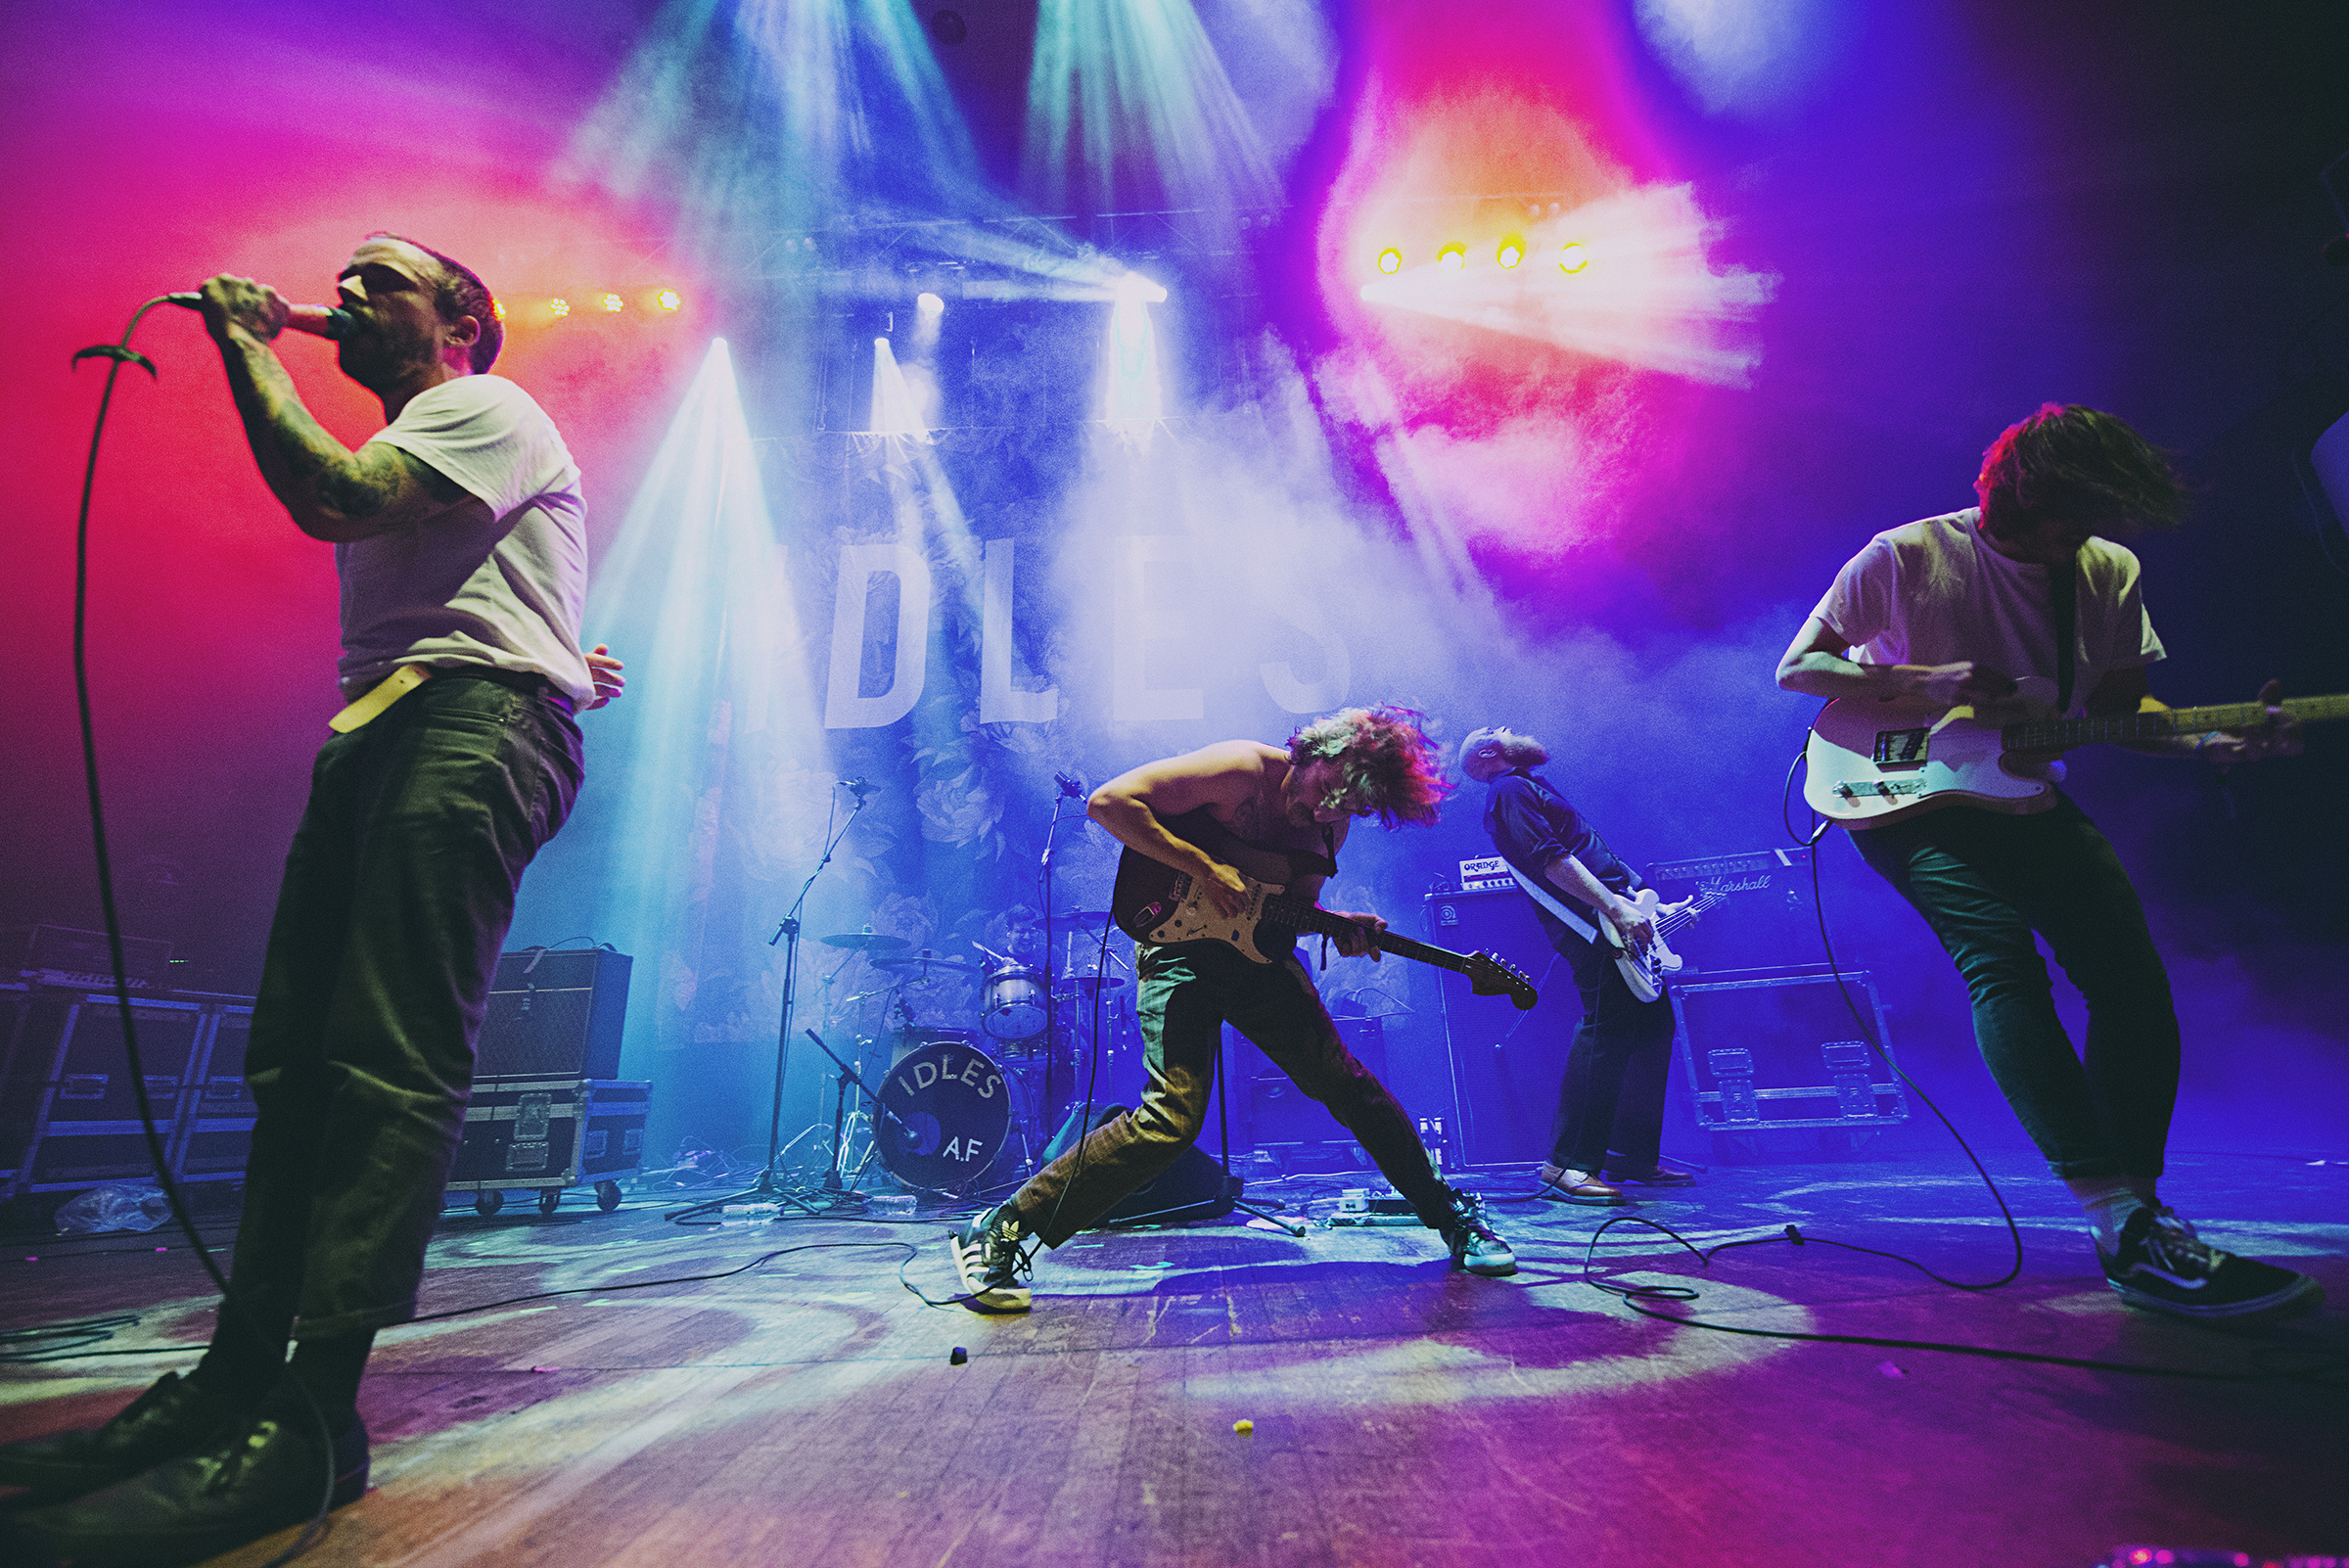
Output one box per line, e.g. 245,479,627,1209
950,706,1517,1312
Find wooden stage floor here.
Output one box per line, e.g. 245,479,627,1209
2,1150,2342,1568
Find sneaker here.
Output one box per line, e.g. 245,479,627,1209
1537,1163,1629,1206
0,1370,253,1499
2099,1205,2323,1321
950,1205,1034,1314
1436,1187,1517,1277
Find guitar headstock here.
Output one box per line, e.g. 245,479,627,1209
1465,951,1540,1011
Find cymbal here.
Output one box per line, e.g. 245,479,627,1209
872,953,980,975
1050,910,1116,924
822,932,910,951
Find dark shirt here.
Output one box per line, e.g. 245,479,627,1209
1482,770,1643,956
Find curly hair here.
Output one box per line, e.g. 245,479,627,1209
1975,403,2186,538
1457,726,1548,782
365,232,504,374
1286,705,1454,827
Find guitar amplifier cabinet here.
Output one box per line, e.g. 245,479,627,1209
1236,1017,1387,1169
1423,887,1577,1169
445,1078,650,1208
477,947,632,1081
1643,847,1821,974
1670,968,1907,1141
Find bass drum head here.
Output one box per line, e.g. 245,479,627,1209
876,1039,1017,1195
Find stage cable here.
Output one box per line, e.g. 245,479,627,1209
68,297,340,1568
1781,735,2024,1291
1572,1214,2341,1387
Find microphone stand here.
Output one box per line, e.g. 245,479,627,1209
755,784,870,1204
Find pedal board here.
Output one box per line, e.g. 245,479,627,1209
1327,1189,1420,1226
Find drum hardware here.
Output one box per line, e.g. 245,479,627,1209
819,930,911,952
800,1028,919,1195
870,950,980,977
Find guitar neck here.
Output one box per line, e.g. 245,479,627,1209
2003,693,2349,753
1263,894,1476,977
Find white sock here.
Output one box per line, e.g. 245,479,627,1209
2069,1178,2145,1252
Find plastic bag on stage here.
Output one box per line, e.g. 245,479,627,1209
54,1182,171,1235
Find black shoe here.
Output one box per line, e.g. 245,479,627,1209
1436,1187,1517,1277
6,1388,368,1568
950,1205,1033,1313
1602,1163,1697,1187
2099,1205,2323,1321
0,1371,253,1500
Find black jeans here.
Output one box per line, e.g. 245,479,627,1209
1547,947,1677,1174
1851,796,2178,1180
1010,943,1451,1245
225,674,582,1341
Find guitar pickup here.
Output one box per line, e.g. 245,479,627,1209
1870,727,1931,765
1834,778,1923,801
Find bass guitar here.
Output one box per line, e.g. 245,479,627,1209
1500,866,1727,1003
1804,677,2349,826
1112,809,1540,1011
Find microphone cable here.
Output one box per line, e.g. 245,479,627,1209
68,297,341,1567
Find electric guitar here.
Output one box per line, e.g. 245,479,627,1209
1111,809,1540,1011
1501,865,1727,1003
1805,676,2349,826
1600,885,1727,1003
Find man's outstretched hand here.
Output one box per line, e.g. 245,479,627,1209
585,644,625,710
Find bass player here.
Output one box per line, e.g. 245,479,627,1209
1775,402,2317,1321
950,706,1517,1312
1460,726,1693,1204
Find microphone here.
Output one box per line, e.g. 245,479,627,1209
1054,771,1085,800
163,293,353,340
841,778,875,799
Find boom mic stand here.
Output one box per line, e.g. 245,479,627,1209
755,781,872,1204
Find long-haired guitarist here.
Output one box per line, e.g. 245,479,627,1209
950,706,1517,1312
1459,727,1693,1205
1774,402,2315,1322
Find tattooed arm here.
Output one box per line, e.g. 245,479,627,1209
200,273,486,543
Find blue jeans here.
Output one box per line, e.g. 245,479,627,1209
225,673,582,1340
1851,796,2179,1180
1010,942,1451,1245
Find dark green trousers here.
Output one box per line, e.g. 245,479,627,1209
1851,795,2179,1180
226,673,582,1341
1011,942,1450,1245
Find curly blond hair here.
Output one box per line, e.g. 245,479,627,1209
1286,706,1453,827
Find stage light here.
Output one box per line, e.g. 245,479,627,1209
1113,272,1168,303
601,294,624,313
491,299,507,321
916,291,946,315
1497,236,1524,269
549,298,572,317
656,290,681,311
1557,243,1589,274
1438,243,1466,273
1376,247,1402,275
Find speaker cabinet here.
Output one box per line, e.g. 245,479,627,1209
1644,847,1821,974
1423,888,1580,1169
477,948,632,1081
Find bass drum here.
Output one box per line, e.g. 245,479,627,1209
981,965,1048,1042
876,1038,1021,1195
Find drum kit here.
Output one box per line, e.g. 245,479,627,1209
808,916,1135,1199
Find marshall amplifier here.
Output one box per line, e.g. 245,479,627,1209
476,946,632,1081
1643,847,1821,974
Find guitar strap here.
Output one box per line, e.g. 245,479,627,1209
1503,862,1601,945
2051,554,2078,715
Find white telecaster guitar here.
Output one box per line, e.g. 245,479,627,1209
1805,676,2349,826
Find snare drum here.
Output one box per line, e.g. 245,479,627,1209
981,964,1048,1041
876,1038,1022,1194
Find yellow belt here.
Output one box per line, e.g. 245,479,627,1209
329,664,433,733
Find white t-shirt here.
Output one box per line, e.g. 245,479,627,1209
1811,508,2165,715
339,376,591,701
